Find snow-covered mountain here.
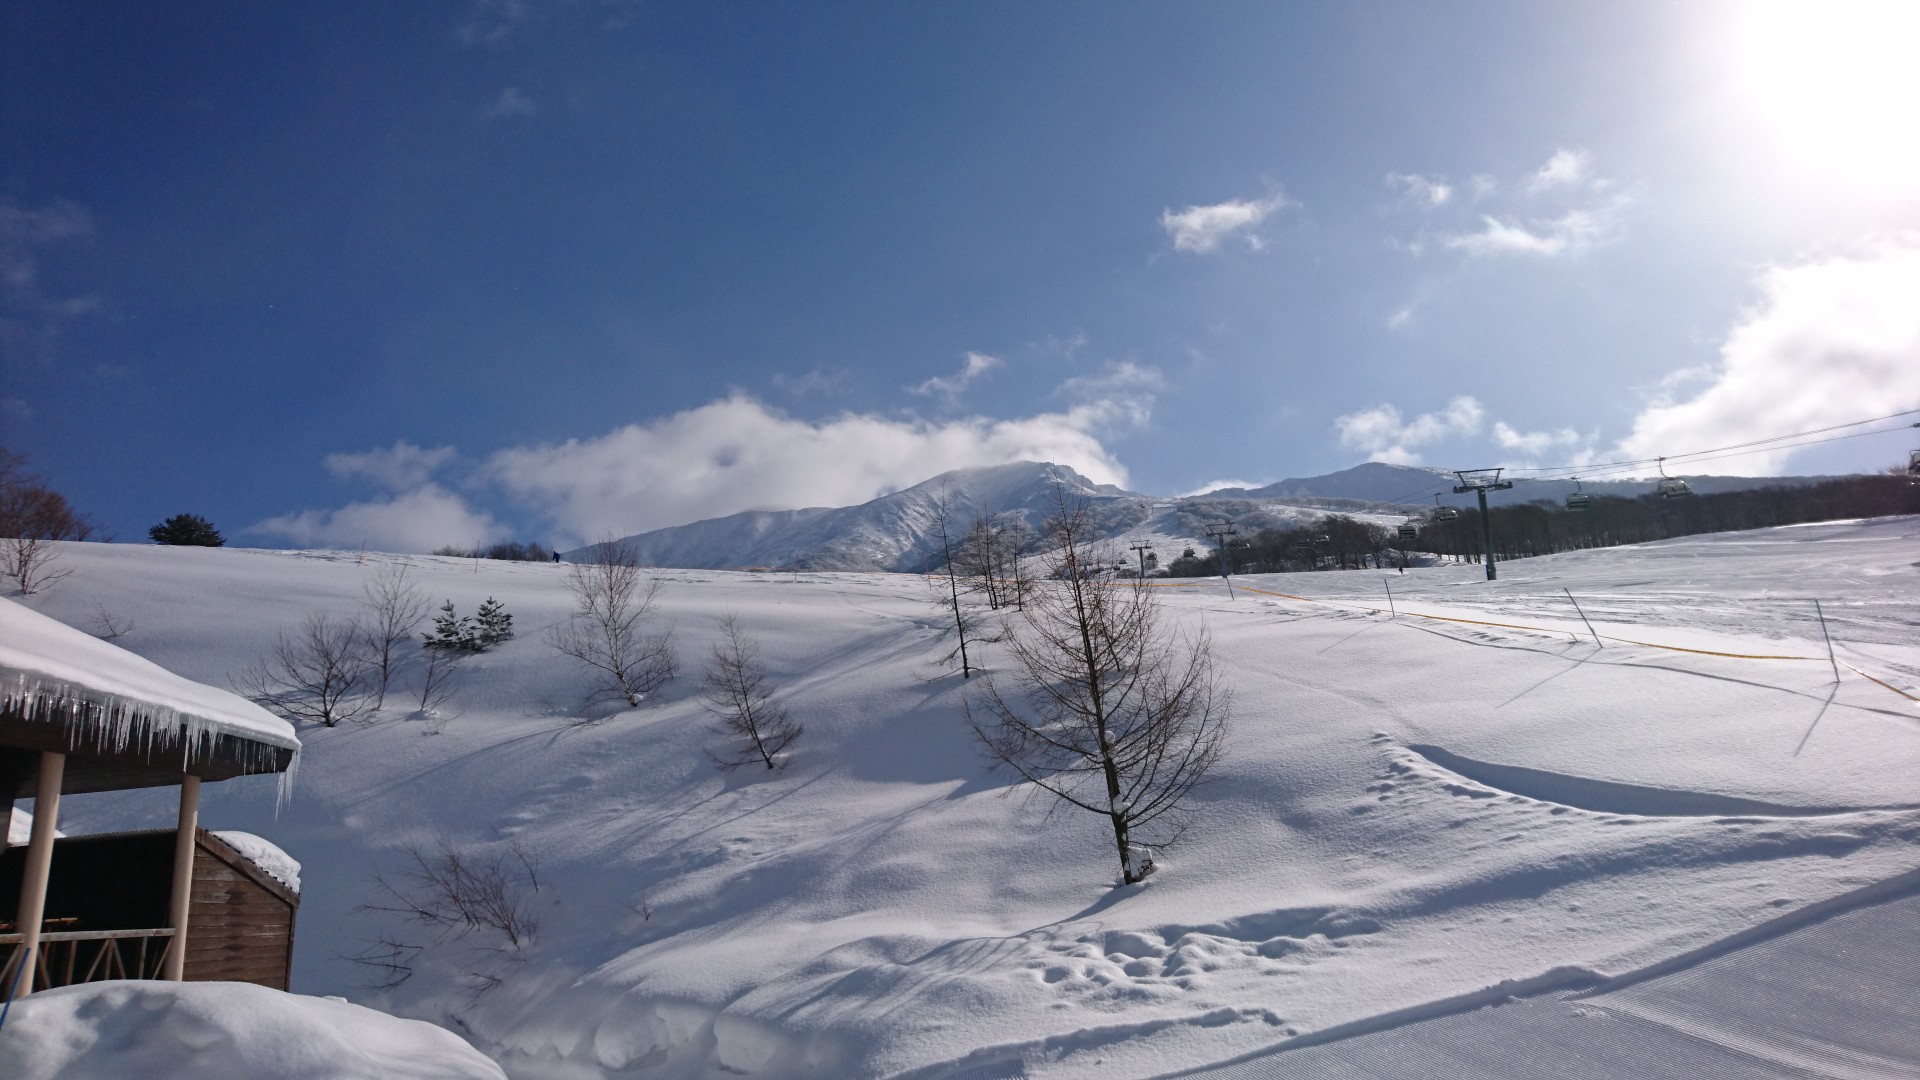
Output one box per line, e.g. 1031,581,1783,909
580,461,1403,572
578,462,1141,572
578,459,1862,572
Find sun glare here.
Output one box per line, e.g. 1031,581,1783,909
1732,0,1920,194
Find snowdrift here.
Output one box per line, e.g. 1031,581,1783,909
0,980,506,1080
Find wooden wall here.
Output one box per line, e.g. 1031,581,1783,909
184,831,298,990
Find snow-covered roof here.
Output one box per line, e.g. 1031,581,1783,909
0,597,299,756
213,830,302,893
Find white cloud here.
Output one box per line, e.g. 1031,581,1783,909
1059,360,1164,428
1492,422,1594,463
908,351,1001,400
1,196,100,363
482,87,536,120
772,365,849,397
1616,233,1920,474
1334,396,1486,464
485,393,1137,543
1386,173,1452,207
1160,192,1290,254
1527,148,1592,193
1443,207,1614,257
251,485,505,553
324,441,458,490
455,0,530,47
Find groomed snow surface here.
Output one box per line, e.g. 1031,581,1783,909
12,518,1920,1078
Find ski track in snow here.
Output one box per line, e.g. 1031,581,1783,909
12,515,1920,1079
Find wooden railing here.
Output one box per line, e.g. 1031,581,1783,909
0,929,176,994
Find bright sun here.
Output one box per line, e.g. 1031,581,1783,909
1731,0,1920,194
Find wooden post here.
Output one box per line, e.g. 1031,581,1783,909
163,773,201,981
13,751,65,997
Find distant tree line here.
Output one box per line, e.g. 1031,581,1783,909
1409,473,1919,566
1165,513,1401,576
1163,473,1919,576
433,540,555,562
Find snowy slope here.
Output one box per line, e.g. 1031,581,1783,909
13,517,1920,1079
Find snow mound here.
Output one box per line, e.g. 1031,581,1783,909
0,980,505,1080
214,830,302,892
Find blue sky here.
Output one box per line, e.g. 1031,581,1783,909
5,1,1918,551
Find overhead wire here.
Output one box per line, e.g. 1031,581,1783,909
1364,408,1920,507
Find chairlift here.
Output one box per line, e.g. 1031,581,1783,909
1397,521,1418,540
1654,457,1691,498
1565,477,1590,512
1909,447,1920,480
1431,493,1459,522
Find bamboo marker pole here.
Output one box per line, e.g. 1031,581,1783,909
1814,599,1841,684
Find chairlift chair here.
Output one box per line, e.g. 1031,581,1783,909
1654,457,1691,498
1397,521,1418,540
1565,477,1590,512
1908,447,1920,479
1431,493,1459,521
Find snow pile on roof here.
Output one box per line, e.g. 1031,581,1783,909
0,596,298,753
215,829,302,893
0,981,505,1080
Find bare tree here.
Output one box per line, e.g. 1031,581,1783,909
549,539,676,709
414,642,462,719
959,510,1033,611
703,615,803,770
0,449,94,595
2,536,71,595
927,487,993,678
241,613,377,727
361,563,430,709
353,837,540,993
968,487,1230,885
87,601,134,640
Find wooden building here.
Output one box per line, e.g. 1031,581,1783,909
1,827,298,989
1,597,301,998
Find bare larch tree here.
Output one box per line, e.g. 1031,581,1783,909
927,486,994,678
549,539,677,708
702,615,803,770
959,510,1032,611
967,487,1230,884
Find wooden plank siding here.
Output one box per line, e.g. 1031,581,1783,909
2,827,299,991
184,830,298,989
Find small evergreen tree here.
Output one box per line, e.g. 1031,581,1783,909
423,598,514,652
423,601,477,651
474,597,513,648
148,513,224,546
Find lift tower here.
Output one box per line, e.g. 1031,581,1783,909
1453,468,1513,581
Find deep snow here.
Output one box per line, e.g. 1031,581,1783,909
0,981,506,1080
10,517,1919,1077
